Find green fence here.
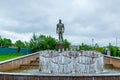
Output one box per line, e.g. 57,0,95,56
0,48,32,54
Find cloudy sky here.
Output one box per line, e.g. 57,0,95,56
0,0,120,46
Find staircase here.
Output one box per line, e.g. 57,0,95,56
19,57,39,69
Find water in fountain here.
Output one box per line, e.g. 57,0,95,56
39,50,104,74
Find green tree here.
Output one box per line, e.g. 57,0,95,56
117,50,120,57
29,34,61,52
79,43,92,50
24,41,30,48
29,33,38,51
15,40,25,53
63,39,71,49
0,36,3,47
2,38,12,47
94,47,104,53
45,36,57,50
108,45,118,56
15,40,25,48
29,34,46,52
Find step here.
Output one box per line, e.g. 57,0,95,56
36,57,39,61
104,64,113,69
20,64,39,69
30,60,39,65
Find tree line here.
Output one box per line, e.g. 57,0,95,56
0,34,71,53
78,43,120,57
0,34,120,57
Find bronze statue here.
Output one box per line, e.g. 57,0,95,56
56,19,65,42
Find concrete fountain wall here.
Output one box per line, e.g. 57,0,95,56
104,55,120,69
0,52,39,71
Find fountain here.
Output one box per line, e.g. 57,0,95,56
39,19,104,74
39,50,104,74
1,19,120,80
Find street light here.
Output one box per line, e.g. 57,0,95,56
92,39,94,48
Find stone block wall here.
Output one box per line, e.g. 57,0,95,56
0,52,39,71
104,55,120,68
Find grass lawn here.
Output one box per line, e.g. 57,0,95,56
0,54,25,62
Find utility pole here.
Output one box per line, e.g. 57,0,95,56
116,37,117,47
92,38,94,50
92,39,94,47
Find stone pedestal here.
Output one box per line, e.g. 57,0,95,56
56,42,66,52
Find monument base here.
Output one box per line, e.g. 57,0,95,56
56,42,66,52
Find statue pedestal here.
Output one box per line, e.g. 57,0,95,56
56,42,66,52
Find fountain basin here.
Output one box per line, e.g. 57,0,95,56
4,68,120,75
1,69,120,80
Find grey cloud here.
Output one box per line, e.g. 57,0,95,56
0,0,120,46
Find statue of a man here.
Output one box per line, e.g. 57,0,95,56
56,19,65,42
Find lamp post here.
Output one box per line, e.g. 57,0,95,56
92,39,94,50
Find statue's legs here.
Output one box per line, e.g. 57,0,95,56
58,33,62,42
59,34,60,41
61,33,63,41
60,33,63,42
58,32,63,42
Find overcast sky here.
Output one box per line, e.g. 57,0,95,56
0,0,120,46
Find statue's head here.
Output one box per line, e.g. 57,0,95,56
59,19,62,23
